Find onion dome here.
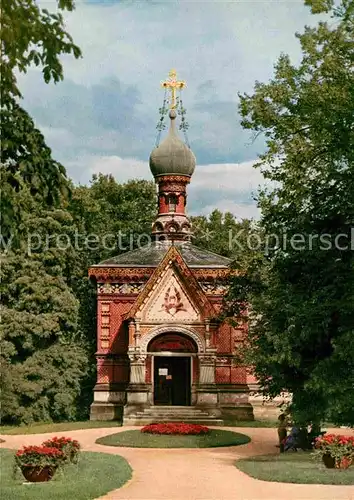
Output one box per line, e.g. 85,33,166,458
149,109,196,178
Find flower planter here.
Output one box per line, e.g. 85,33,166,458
322,453,336,469
339,457,352,469
314,433,354,469
21,465,57,482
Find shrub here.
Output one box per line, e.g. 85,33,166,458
42,436,81,463
141,422,210,435
313,434,354,469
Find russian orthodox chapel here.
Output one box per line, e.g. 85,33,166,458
89,71,256,424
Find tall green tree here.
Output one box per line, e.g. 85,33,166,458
1,0,81,242
229,0,354,425
1,101,70,244
0,0,87,423
0,185,88,424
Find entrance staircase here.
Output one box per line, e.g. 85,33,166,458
123,406,224,426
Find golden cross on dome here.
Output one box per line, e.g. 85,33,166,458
161,69,186,109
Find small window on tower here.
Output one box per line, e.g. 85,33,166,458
168,194,178,212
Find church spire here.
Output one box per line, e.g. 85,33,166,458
149,70,196,243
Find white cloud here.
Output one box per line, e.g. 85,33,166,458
198,200,260,221
192,161,264,193
68,153,266,218
90,155,149,182
17,0,321,219
60,1,318,99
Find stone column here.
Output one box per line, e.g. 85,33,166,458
128,320,135,347
204,319,211,348
199,353,216,384
129,353,146,384
197,349,219,410
134,318,141,347
125,352,149,409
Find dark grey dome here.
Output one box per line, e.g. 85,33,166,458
149,110,196,178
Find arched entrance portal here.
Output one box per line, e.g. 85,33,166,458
148,333,198,406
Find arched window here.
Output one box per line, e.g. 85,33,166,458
168,194,178,212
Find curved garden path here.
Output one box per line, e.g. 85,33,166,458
1,426,353,500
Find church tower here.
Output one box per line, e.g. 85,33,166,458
89,70,254,424
150,108,195,242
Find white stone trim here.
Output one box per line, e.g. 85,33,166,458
140,325,205,353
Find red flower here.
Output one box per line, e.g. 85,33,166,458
141,422,210,435
41,436,81,463
15,445,65,468
42,437,81,450
313,432,354,469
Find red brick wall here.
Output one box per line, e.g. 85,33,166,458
216,323,232,353
97,298,133,354
215,321,248,384
97,358,111,384
97,356,129,385
231,366,247,384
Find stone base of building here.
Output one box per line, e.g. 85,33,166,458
90,384,271,423
90,402,124,421
90,383,127,421
248,386,291,421
220,405,254,421
106,384,254,424
194,384,254,421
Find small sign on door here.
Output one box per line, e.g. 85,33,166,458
159,368,168,376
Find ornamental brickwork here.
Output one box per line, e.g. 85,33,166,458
89,70,255,423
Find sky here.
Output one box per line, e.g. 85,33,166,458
19,0,322,219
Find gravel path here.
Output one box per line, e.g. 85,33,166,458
1,426,353,500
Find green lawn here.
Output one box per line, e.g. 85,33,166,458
0,448,132,500
0,421,121,435
236,452,354,485
96,429,251,448
223,420,277,428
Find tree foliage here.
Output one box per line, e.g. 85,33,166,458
1,0,81,242
229,0,354,425
1,0,81,101
0,0,86,423
191,209,255,261
0,186,88,424
1,0,158,424
1,173,157,424
1,98,70,243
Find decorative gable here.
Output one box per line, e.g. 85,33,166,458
141,266,199,322
124,245,216,323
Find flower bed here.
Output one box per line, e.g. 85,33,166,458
141,422,210,435
313,434,354,469
42,436,81,463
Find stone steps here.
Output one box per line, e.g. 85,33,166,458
124,418,224,426
137,410,210,416
123,405,224,426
